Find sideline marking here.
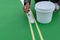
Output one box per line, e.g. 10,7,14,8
20,0,36,40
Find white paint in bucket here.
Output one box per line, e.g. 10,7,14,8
35,1,55,24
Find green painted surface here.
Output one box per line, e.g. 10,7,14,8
0,0,60,40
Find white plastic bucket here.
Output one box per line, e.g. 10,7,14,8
35,1,55,24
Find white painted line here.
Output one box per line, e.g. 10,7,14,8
20,0,36,40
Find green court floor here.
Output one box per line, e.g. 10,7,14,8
0,0,60,40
